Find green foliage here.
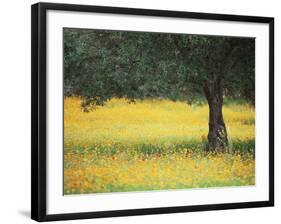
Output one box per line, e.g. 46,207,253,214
63,28,255,108
64,139,254,156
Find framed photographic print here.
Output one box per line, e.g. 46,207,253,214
31,2,274,222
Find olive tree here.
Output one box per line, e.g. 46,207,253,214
64,28,255,151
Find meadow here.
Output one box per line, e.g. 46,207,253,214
64,97,255,194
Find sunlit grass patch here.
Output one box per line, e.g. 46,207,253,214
64,97,255,194
64,151,255,194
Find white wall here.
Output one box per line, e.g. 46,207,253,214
0,0,279,223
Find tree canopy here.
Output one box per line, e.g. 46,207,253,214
64,28,255,109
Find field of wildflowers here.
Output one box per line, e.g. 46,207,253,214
64,97,255,194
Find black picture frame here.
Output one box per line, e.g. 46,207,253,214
31,2,274,222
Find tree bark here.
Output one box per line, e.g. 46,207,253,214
203,78,228,152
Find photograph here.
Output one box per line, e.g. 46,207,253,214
63,28,256,195
30,2,274,221
0,0,277,223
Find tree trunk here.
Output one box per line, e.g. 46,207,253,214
203,78,228,152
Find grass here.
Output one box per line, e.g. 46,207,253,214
64,97,255,194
